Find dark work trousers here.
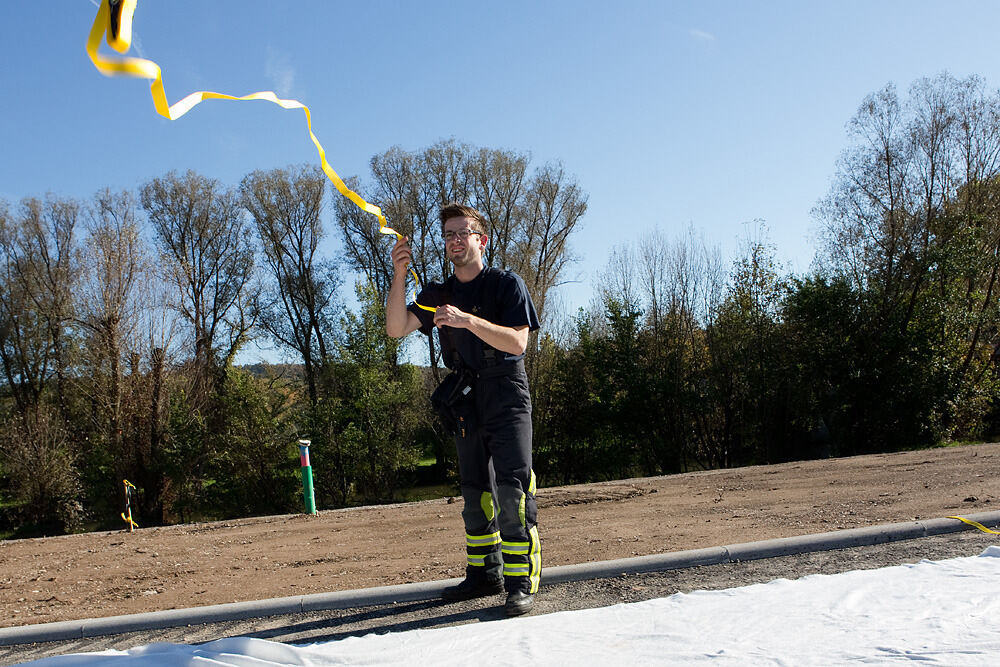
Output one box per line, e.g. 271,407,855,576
454,361,540,595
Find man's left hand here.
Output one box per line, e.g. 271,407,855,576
434,304,473,329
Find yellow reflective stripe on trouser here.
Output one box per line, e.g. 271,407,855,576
527,525,541,593
467,532,501,548
467,554,487,567
501,471,540,593
502,540,529,556
516,471,537,527
501,526,541,593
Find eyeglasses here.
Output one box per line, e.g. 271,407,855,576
443,229,482,243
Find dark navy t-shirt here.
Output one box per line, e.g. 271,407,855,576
408,266,540,371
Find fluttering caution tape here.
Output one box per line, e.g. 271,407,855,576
86,0,433,311
947,515,1000,535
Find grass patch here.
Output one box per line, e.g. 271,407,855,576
936,439,985,449
399,482,456,503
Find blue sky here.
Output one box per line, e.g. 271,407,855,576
3,1,999,355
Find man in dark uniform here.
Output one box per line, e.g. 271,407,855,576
386,203,541,617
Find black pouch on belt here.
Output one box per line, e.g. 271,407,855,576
431,369,473,433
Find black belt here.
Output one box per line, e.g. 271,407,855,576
475,360,524,379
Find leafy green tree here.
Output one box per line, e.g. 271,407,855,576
639,306,706,474
596,226,727,468
72,189,152,523
701,230,786,467
533,309,619,484
304,388,356,508
161,386,209,523
815,73,1000,442
782,274,969,457
0,408,83,534
333,282,423,503
534,298,664,484
202,367,300,518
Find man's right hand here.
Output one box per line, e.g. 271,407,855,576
391,236,412,277
386,235,422,338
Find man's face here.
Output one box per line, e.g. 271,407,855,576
443,216,486,267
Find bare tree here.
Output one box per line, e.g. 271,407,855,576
75,188,150,478
468,147,529,270
0,196,79,418
334,140,587,377
520,162,588,324
610,225,725,339
141,170,257,394
0,196,82,531
241,165,342,406
592,223,727,470
421,139,474,210
0,199,46,413
335,140,470,375
946,77,1000,383
597,242,640,320
953,76,1000,218
815,73,1000,436
815,82,918,299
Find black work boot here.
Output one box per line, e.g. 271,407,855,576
441,569,504,602
504,590,535,616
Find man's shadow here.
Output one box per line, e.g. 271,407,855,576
225,598,507,644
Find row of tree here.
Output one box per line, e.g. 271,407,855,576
533,72,1000,484
2,73,999,537
0,139,585,535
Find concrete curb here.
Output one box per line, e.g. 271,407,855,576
2,510,998,646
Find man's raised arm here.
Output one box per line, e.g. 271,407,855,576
386,236,421,339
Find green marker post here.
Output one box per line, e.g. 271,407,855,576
298,439,317,515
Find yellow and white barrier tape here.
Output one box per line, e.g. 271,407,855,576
947,515,1000,535
86,0,433,311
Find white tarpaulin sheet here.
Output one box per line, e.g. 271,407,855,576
23,546,1000,666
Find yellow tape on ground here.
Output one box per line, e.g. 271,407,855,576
86,0,433,311
947,515,1000,535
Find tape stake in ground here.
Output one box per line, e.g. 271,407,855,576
121,479,138,532
946,515,1000,535
86,0,433,311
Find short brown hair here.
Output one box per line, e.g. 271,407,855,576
439,202,487,234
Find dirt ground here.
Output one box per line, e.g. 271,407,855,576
2,443,999,630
